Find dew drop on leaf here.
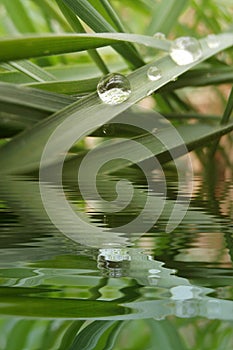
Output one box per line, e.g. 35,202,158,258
147,66,162,81
169,36,203,65
206,34,220,49
153,32,166,40
97,73,131,105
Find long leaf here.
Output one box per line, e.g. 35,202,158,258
0,34,232,174
63,121,233,177
146,0,188,35
0,83,75,113
9,60,56,82
55,0,109,74
62,0,144,68
25,77,99,95
2,0,37,33
0,32,170,62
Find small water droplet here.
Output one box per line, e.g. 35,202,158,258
147,66,162,81
171,76,178,82
146,89,154,96
153,32,166,40
102,123,115,136
97,73,131,105
169,36,203,65
206,34,220,49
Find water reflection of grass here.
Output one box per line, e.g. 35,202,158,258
0,317,233,350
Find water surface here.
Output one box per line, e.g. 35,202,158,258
0,167,233,349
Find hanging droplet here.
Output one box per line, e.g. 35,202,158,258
171,75,178,82
153,32,166,40
147,66,162,81
169,36,202,65
206,34,220,49
97,73,131,105
102,123,114,135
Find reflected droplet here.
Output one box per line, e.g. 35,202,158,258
98,248,131,262
169,37,203,65
147,66,162,81
152,128,158,134
171,76,178,82
153,32,166,40
97,73,131,105
175,300,198,318
97,248,131,278
206,299,221,319
206,34,220,49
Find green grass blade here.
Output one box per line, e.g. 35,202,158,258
25,77,99,94
35,0,72,31
210,85,233,155
9,60,56,82
62,0,145,68
99,0,127,33
146,0,188,35
160,67,233,92
0,61,118,83
220,85,233,125
0,83,75,113
0,33,232,174
55,0,109,74
63,121,233,177
0,33,171,62
2,0,37,33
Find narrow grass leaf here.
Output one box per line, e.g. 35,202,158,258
25,77,99,94
55,0,109,74
147,0,188,35
63,121,233,176
2,0,37,33
160,67,233,92
0,83,75,113
0,33,171,62
62,0,145,67
9,60,56,82
99,0,127,33
0,34,232,174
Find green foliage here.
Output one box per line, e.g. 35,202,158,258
0,0,232,175
0,1,232,348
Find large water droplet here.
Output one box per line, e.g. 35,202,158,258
97,73,131,105
153,32,166,40
169,37,202,65
147,66,162,81
206,34,220,49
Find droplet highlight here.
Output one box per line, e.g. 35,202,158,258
169,36,203,65
206,34,220,49
147,66,162,81
153,32,166,40
97,73,131,105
